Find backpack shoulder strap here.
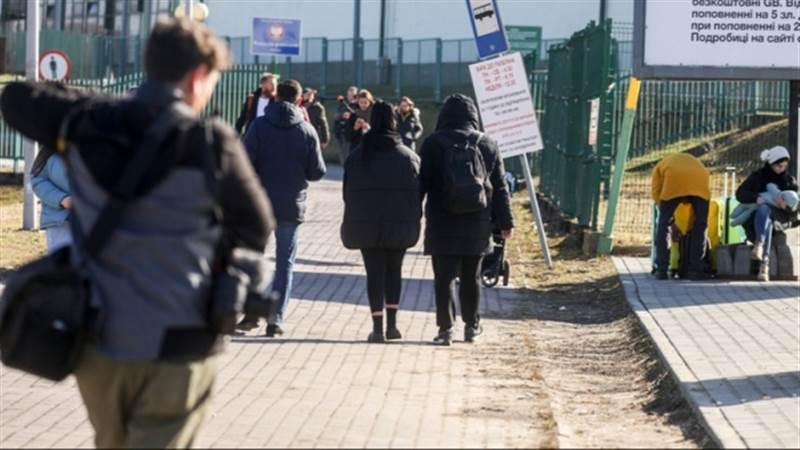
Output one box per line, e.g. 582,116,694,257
78,102,197,258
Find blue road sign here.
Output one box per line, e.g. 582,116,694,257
252,18,302,57
466,0,509,60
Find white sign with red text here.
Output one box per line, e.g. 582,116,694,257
469,52,543,158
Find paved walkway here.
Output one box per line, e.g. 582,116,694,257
0,168,545,448
614,257,800,449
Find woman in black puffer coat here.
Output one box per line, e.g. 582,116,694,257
341,100,422,343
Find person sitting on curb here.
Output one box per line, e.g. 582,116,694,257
731,182,799,226
735,146,799,282
651,152,710,281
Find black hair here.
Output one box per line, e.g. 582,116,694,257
361,100,397,162
276,80,302,103
32,148,58,177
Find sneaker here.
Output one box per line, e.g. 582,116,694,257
432,328,453,346
385,328,403,341
367,332,386,343
464,323,484,343
751,242,764,261
654,271,669,280
236,316,260,331
265,324,284,337
757,262,770,282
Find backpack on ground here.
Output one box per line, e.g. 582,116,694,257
436,132,489,214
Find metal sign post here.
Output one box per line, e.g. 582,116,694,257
520,155,553,268
23,0,40,231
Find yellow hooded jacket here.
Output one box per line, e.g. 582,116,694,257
651,153,710,203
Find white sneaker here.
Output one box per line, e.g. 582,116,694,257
751,242,764,261
757,262,770,282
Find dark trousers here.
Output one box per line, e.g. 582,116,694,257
360,249,406,313
655,196,709,273
432,255,483,330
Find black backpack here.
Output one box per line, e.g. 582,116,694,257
437,132,489,214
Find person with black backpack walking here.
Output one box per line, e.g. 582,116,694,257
419,94,514,346
341,100,422,343
0,19,275,448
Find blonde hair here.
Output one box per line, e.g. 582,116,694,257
357,89,374,104
399,96,415,108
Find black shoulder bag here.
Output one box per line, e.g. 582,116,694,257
0,102,195,381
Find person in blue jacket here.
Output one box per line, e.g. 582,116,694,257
31,147,71,253
240,79,327,337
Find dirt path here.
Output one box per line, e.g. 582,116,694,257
505,197,711,448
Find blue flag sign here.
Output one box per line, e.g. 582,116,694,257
252,18,302,57
466,0,509,60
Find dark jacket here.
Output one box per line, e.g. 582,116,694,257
341,130,422,250
235,88,271,135
419,94,514,256
334,100,357,140
306,100,330,145
244,100,327,223
736,163,799,235
345,105,373,151
397,108,424,151
0,80,275,360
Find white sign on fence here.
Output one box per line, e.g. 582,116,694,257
468,52,543,158
588,97,600,147
634,0,800,80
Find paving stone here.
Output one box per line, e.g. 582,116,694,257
1,168,540,448
615,256,800,449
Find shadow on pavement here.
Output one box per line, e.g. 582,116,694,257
684,371,800,406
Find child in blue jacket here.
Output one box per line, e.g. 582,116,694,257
31,148,71,252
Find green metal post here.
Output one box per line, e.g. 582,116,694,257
597,77,641,255
434,38,442,102
320,38,328,97
395,39,403,98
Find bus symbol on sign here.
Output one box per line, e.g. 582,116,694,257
466,0,509,59
473,3,494,21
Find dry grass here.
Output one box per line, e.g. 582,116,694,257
0,186,45,278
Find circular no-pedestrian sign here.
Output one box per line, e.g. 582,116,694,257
39,50,72,82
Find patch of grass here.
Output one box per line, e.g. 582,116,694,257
0,187,45,277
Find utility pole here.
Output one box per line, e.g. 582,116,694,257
353,0,362,87
599,0,608,22
23,0,40,230
185,0,194,20
789,81,799,183
378,0,387,85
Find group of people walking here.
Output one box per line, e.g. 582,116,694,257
340,93,513,344
227,69,514,345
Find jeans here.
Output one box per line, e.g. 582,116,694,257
655,197,709,274
45,222,72,254
270,222,300,326
754,204,774,261
432,255,483,330
360,249,406,313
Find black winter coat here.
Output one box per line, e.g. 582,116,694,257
345,106,373,151
420,94,514,256
234,88,268,135
244,101,327,223
341,130,422,250
397,108,424,151
736,163,799,237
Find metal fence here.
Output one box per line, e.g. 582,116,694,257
537,20,617,230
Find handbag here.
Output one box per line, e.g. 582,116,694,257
0,102,196,381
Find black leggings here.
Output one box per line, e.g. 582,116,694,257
432,255,482,330
360,249,406,314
